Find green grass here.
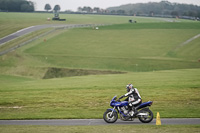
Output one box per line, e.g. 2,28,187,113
23,23,200,72
0,68,199,119
100,22,200,29
0,12,195,38
0,13,200,119
0,125,200,133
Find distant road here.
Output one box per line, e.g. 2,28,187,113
175,33,200,50
0,118,199,125
0,24,104,56
0,24,102,46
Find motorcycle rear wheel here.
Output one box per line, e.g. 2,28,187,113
103,110,118,123
138,108,153,123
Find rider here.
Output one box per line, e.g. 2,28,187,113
118,84,142,116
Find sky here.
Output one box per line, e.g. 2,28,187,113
31,0,200,11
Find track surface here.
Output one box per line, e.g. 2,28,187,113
0,118,199,125
0,24,102,56
0,24,60,45
0,24,99,45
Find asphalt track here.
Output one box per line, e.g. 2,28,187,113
0,24,101,46
0,118,200,125
0,24,63,45
0,24,103,56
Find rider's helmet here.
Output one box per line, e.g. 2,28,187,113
126,84,133,92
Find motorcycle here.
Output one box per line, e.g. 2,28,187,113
103,96,153,123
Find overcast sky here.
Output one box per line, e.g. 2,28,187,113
31,0,200,11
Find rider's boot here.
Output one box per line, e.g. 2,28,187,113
132,106,138,117
129,103,138,117
127,105,133,117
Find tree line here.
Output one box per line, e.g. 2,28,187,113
107,1,200,18
44,4,61,12
77,6,107,13
44,4,107,14
0,0,34,12
1,0,199,19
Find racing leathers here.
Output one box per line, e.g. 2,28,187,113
119,88,142,116
124,87,142,107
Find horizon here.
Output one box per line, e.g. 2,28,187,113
31,0,200,11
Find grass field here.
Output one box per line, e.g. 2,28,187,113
0,12,200,120
0,12,195,38
0,68,199,119
0,12,161,38
1,125,200,133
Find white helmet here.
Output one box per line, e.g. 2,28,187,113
126,84,133,92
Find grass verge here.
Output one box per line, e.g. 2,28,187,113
0,125,200,133
0,69,199,119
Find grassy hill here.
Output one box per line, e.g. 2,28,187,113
0,13,200,119
23,23,200,74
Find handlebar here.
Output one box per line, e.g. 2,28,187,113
117,99,121,102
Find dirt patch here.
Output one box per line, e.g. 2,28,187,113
43,67,126,79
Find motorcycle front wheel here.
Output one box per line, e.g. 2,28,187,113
138,108,153,123
103,110,118,123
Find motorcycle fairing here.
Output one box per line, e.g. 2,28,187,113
137,101,153,110
110,101,129,107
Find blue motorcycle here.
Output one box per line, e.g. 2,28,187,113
103,96,153,123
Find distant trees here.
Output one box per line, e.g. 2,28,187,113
171,11,179,17
107,1,200,18
44,4,51,12
77,6,107,13
44,4,61,13
0,0,35,12
93,7,101,13
75,1,200,18
78,6,92,13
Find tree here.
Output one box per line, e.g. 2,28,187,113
22,1,34,12
0,0,34,12
77,7,82,12
53,5,61,19
44,3,51,12
93,7,100,13
53,5,61,12
171,11,179,17
82,6,92,13
110,10,116,14
117,10,125,15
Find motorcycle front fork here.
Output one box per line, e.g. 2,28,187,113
110,107,116,116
